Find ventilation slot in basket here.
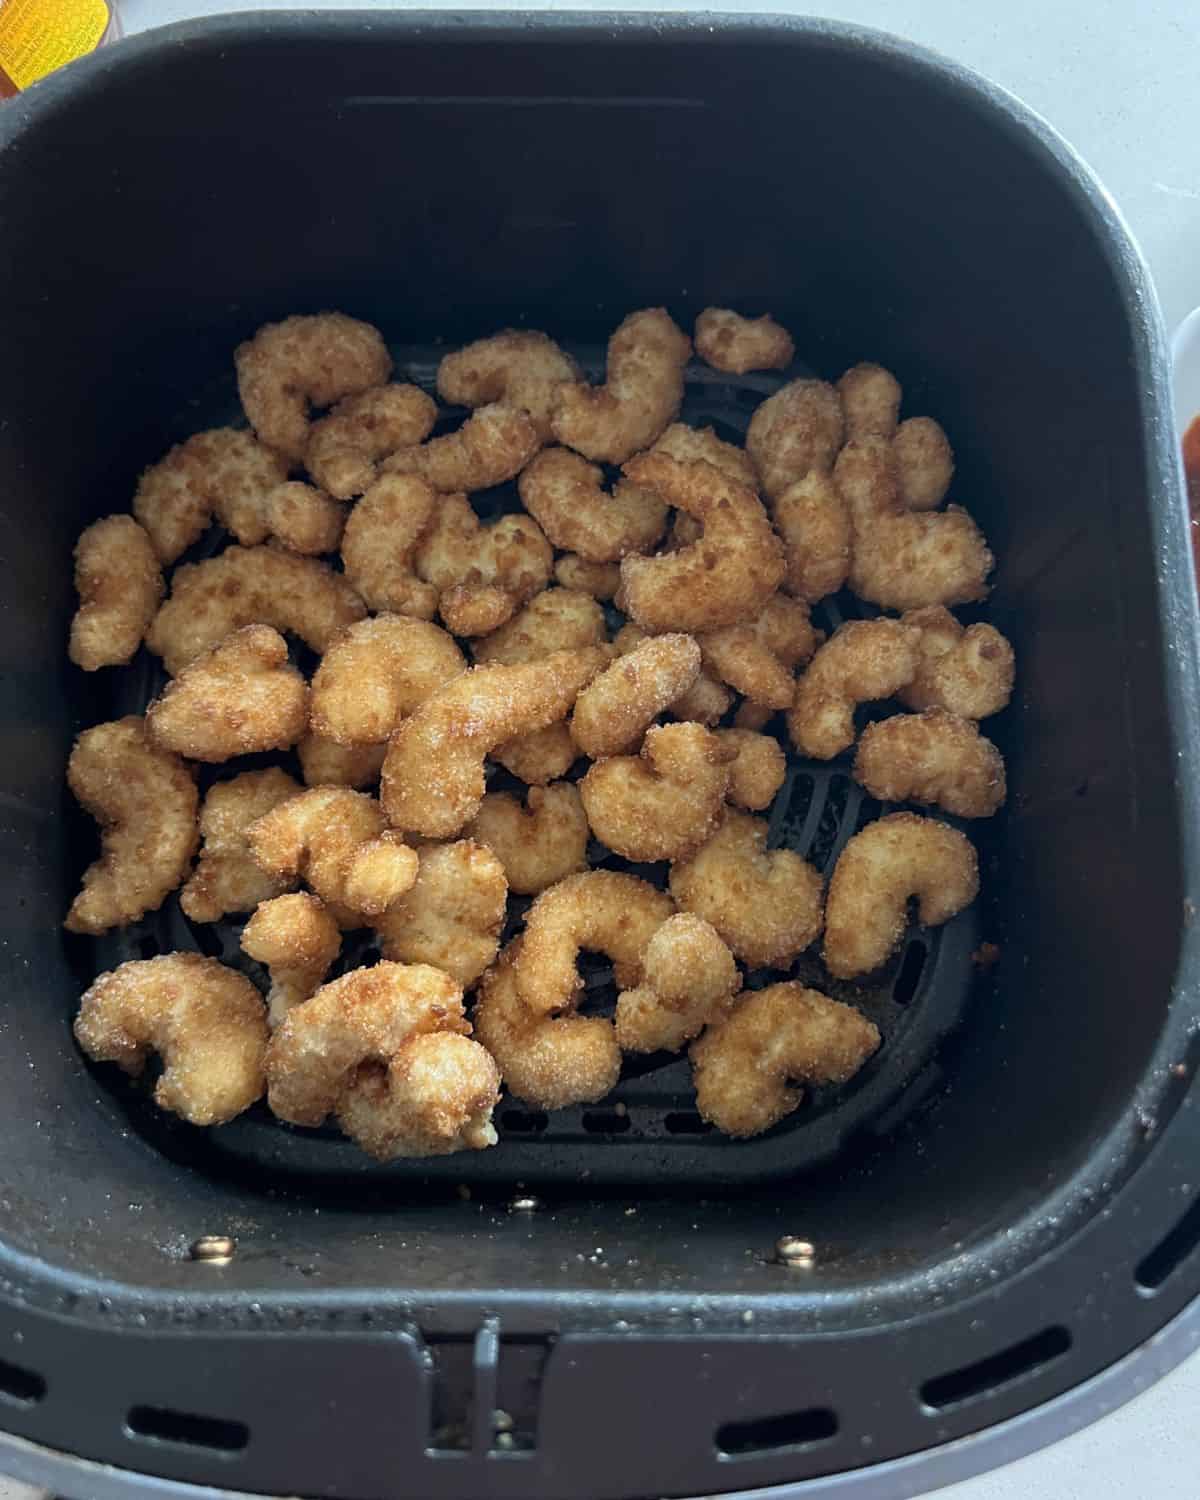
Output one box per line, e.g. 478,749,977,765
126,1404,249,1453
920,1325,1071,1411
582,1110,631,1134
0,1357,46,1407
716,1406,838,1457
1136,1193,1200,1290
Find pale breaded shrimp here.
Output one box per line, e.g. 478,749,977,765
554,553,621,600
310,615,466,746
698,594,820,710
519,447,668,563
70,515,163,670
180,768,301,924
340,472,439,618
437,329,581,441
305,384,437,498
837,362,901,440
241,892,341,1026
746,378,844,501
413,493,553,636
264,482,345,555
899,606,1014,719
465,783,589,896
615,914,739,1054
773,471,853,604
786,618,919,761
694,308,794,374
472,587,607,667
714,728,787,811
384,403,539,493
571,633,701,757
853,709,1006,818
612,623,733,726
373,840,507,988
296,732,387,790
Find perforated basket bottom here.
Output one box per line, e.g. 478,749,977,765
69,344,980,1189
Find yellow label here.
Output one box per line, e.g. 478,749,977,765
0,0,110,90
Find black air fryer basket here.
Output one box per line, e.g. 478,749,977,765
2,13,1200,1500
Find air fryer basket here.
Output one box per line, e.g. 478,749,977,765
1,13,1199,1500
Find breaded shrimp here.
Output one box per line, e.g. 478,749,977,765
580,722,734,863
571,633,701,758
853,710,1006,818
241,892,341,1026
612,623,733,726
899,606,1014,719
180,767,301,923
436,329,581,441
310,615,466,746
465,783,589,895
381,648,607,838
263,482,345,555
787,618,919,761
669,810,824,968
773,471,853,604
746,378,844,501
694,308,794,374
474,939,621,1110
146,624,308,762
691,983,880,1137
714,728,787,811
65,717,198,935
75,953,267,1126
618,454,784,632
837,362,901,440
373,840,507,988
384,403,540,493
339,472,439,618
615,914,739,1053
698,594,820,710
305,384,438,499
519,447,668,563
413,493,553,636
551,308,691,463
296,733,387,790
516,870,675,1017
236,312,393,461
472,587,607,667
823,811,979,977
554,553,621,600
69,515,163,671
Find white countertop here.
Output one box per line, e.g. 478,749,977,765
7,3,1196,1498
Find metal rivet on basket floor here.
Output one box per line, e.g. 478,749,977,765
190,1235,236,1263
509,1193,542,1214
775,1235,815,1266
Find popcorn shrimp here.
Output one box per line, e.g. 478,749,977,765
612,623,732,726
384,403,539,493
75,953,267,1126
374,840,507,988
571,632,701,758
854,709,1006,818
305,384,437,499
297,733,387,790
714,728,787,810
787,618,919,761
465,783,589,895
691,983,880,1137
70,515,163,671
437,329,581,440
554,553,621,600
694,308,794,374
236,312,393,461
773,471,852,604
746,378,844,501
180,767,301,924
264,482,344,555
837,362,901,440
698,594,820,710
310,615,466,747
146,624,308,762
472,587,607,667
823,811,979,978
65,717,198,935
519,447,668,562
899,606,1015,719
618,454,784,632
669,810,824,969
339,472,439,618
580,722,734,864
615,914,739,1053
241,892,341,1026
551,308,691,463
413,493,552,636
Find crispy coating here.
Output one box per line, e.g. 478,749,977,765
437,330,581,441
580,722,733,863
146,625,308,762
305,384,438,499
146,544,365,675
517,870,675,1016
837,362,901,440
236,312,393,462
854,709,1006,818
774,471,852,604
241,892,341,1026
554,553,621,600
612,623,732,726
571,633,701,757
340,472,439,618
180,767,301,923
669,810,823,968
835,436,991,610
474,939,621,1110
65,717,198,935
466,783,589,895
70,515,163,670
746,379,844,501
733,699,776,732
614,914,739,1053
618,454,785,632
786,618,919,761
381,648,606,837
297,733,386,789
894,416,955,510
551,308,691,463
132,428,291,563
374,839,507,987
75,953,267,1126
698,594,820,710
385,403,540,493
493,722,580,785
266,961,498,1159
265,482,345,555
249,786,418,923
414,493,553,636
899,606,1014,719
519,447,668,563
339,1031,501,1159
714,728,787,811
652,422,759,487
311,615,466,746
473,587,607,666
694,308,794,374
691,983,880,1137
824,811,979,977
